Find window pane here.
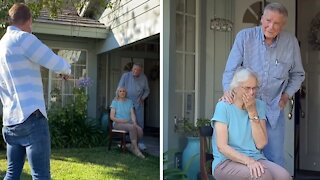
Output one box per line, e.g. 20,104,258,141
46,49,87,108
176,14,184,51
186,16,195,52
78,51,87,65
176,0,184,12
175,53,184,90
184,93,194,120
64,80,75,94
175,92,183,118
186,0,195,15
73,65,86,79
57,50,82,65
51,79,62,91
185,55,195,90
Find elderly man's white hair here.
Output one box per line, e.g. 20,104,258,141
263,2,288,23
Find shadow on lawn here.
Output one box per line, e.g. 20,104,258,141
50,147,159,179
50,146,157,164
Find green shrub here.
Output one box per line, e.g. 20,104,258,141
48,82,107,148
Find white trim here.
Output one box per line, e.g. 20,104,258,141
160,0,163,178
195,0,200,123
33,22,108,39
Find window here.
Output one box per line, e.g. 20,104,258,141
175,0,196,121
41,49,88,108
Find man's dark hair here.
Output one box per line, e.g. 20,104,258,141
8,3,32,25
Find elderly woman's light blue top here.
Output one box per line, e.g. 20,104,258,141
211,99,267,175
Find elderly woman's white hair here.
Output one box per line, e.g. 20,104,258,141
229,67,259,90
115,86,127,99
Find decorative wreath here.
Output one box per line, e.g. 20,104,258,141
309,12,320,50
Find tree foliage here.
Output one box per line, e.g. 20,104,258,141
0,0,114,36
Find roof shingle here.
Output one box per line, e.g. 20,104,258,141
35,9,106,29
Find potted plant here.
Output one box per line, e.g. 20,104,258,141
176,118,211,136
175,118,211,180
196,118,213,137
163,150,188,180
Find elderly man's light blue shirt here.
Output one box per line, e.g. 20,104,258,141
117,71,150,108
222,26,305,128
0,26,71,126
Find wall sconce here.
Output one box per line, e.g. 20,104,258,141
210,17,233,32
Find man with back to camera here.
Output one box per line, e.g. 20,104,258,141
0,3,71,179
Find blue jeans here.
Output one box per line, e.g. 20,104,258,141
2,110,51,180
134,104,145,144
134,104,144,129
263,111,285,168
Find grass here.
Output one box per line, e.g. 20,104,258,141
0,147,159,180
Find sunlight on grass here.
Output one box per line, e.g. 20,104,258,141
0,147,159,180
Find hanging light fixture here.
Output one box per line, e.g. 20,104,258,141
210,17,233,32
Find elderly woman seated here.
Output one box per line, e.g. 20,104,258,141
110,87,145,158
211,68,291,180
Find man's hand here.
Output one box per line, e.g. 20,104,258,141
59,74,70,80
279,93,289,110
139,98,144,105
219,90,234,104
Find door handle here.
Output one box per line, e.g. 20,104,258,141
288,97,294,120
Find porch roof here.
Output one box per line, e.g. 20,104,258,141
32,9,109,39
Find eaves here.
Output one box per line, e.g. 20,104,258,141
32,20,109,39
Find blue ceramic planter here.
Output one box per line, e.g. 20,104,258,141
182,136,200,180
100,111,109,133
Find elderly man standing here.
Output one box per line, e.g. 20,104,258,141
118,63,150,150
221,2,305,168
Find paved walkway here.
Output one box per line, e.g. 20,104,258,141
143,136,160,157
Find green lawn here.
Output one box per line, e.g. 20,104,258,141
0,147,159,180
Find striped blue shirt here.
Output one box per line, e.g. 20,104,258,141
0,26,71,126
222,26,305,128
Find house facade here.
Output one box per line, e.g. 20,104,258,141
163,0,320,176
3,0,320,177
32,0,160,130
